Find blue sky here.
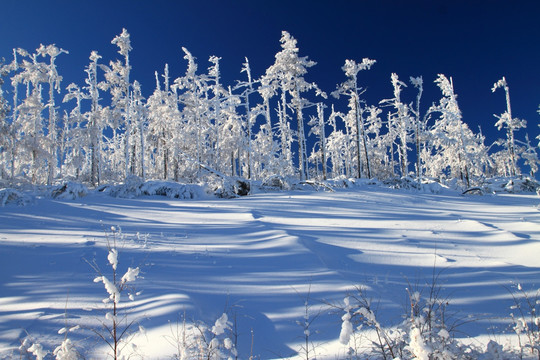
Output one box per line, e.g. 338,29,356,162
1,0,539,147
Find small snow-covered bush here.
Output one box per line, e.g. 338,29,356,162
0,188,30,206
383,175,421,190
477,176,540,195
421,179,452,194
141,180,209,199
89,226,143,360
166,313,238,360
19,338,48,360
53,338,81,359
507,283,540,359
337,281,479,359
325,176,358,189
51,182,88,200
108,175,145,198
261,174,290,191
504,178,540,193
108,177,209,199
211,176,251,198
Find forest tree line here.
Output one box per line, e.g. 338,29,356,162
0,29,538,188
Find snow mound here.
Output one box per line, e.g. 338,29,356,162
0,188,30,206
107,176,208,199
51,182,88,200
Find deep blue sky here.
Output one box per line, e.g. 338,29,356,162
1,0,539,148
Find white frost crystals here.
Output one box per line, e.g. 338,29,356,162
94,274,120,304
93,245,140,305
121,266,140,284
339,296,353,345
211,313,231,336
107,248,118,270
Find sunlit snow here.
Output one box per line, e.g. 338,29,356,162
0,185,539,358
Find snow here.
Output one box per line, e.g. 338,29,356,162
211,313,230,336
0,188,29,206
0,183,539,359
107,248,118,270
121,267,140,284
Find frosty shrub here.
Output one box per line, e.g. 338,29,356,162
0,188,29,206
88,226,142,360
261,174,290,191
325,175,357,189
507,283,540,359
503,178,540,194
52,338,81,360
209,174,251,198
107,177,209,199
50,182,88,200
478,176,540,194
108,175,145,198
337,285,399,359
337,279,477,360
166,312,238,360
140,180,208,199
293,284,324,360
19,338,48,360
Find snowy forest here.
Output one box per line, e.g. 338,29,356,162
0,29,538,190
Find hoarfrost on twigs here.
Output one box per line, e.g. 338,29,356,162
53,338,79,360
121,267,140,284
28,343,47,360
94,275,120,304
211,313,230,336
108,249,118,270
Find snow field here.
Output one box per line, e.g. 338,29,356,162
0,187,539,358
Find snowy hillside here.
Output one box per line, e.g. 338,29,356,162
1,183,539,359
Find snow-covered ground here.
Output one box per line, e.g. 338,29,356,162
1,184,539,359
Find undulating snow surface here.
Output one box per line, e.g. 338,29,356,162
0,186,539,359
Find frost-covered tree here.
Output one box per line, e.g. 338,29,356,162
409,76,427,184
218,86,243,177
100,29,133,180
62,51,106,185
128,80,147,179
0,59,12,180
325,106,352,178
85,51,105,186
207,55,223,171
5,45,67,185
207,55,242,175
0,60,9,121
1,52,19,182
428,74,487,186
332,58,376,179
172,47,210,180
256,67,280,178
308,102,328,180
380,73,413,178
146,64,180,180
11,47,50,184
263,31,325,180
62,83,88,180
37,44,68,185
234,57,259,179
492,77,526,177
520,134,539,177
537,105,540,156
